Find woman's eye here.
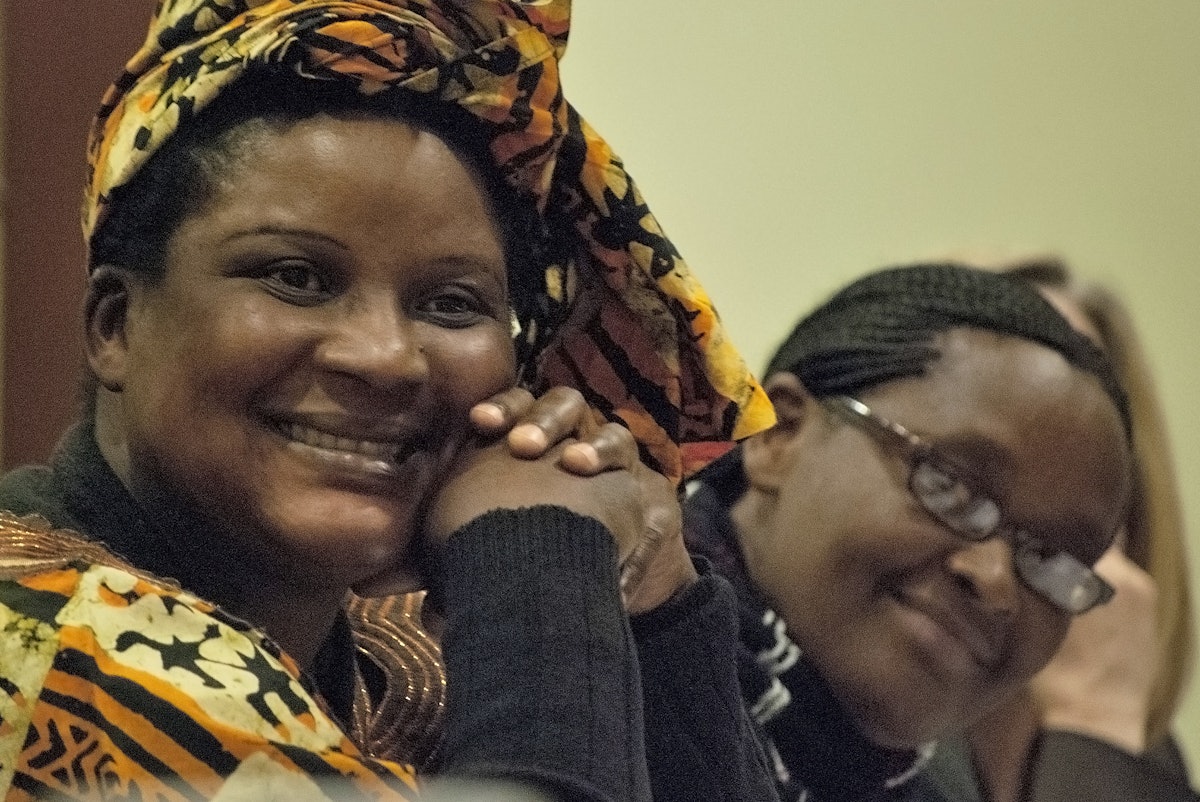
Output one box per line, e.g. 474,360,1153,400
913,462,968,506
960,497,1001,536
913,461,987,525
421,290,493,327
260,262,332,301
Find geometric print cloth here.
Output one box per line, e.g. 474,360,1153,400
0,512,419,801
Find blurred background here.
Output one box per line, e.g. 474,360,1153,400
2,0,1198,772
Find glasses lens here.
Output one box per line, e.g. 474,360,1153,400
1014,546,1113,614
911,460,1000,539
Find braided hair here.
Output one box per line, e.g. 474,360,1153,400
764,263,1132,438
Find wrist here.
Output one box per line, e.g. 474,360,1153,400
624,557,698,615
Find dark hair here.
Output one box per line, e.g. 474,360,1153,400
764,262,1132,438
89,66,550,326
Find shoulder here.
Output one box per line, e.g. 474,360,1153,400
0,465,56,518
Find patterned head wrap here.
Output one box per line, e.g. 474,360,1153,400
82,0,773,480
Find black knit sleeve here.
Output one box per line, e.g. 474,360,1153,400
631,559,781,801
433,505,650,802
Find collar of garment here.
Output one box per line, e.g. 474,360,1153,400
684,447,930,801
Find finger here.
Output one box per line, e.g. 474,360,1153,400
618,469,679,572
504,386,591,459
619,511,670,595
621,502,694,614
469,387,535,433
558,422,637,476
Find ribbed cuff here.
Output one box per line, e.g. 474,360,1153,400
435,505,650,802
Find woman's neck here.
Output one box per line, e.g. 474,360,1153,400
967,690,1041,802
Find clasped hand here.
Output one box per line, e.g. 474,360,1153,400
365,386,696,615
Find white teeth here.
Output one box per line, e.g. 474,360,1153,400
282,421,402,461
359,440,391,458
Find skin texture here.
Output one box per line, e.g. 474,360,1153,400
85,114,693,665
734,327,1131,750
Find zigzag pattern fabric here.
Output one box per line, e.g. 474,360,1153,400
82,0,774,479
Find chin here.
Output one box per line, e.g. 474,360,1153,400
266,505,416,581
847,687,956,750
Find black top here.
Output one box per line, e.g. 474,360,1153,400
918,730,1199,802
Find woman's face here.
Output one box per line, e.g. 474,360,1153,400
741,328,1131,748
100,115,515,592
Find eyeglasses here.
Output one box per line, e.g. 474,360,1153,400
824,395,1114,615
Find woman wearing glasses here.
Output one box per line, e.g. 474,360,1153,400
682,262,1158,801
920,258,1198,802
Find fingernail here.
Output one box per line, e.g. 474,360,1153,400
510,424,547,450
471,402,505,427
566,442,599,470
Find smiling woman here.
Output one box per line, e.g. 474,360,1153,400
0,1,776,801
88,108,521,661
683,262,1134,801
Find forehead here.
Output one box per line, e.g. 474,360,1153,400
176,115,508,276
209,114,487,211
860,327,1131,555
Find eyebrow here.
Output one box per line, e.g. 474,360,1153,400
221,226,346,249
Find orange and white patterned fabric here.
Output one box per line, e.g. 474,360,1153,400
81,0,774,480
0,512,420,800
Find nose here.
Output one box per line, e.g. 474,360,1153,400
944,537,1022,619
314,299,429,391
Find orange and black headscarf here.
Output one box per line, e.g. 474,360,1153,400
82,0,774,480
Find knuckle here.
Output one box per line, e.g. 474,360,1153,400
602,422,635,443
543,385,584,406
488,387,533,418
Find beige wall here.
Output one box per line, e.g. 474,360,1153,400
564,0,1200,771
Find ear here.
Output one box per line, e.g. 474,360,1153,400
741,372,819,493
84,265,137,392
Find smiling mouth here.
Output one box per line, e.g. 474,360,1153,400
890,592,1003,672
269,419,417,476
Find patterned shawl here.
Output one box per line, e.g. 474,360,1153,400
81,0,774,480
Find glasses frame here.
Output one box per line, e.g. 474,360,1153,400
824,395,1115,615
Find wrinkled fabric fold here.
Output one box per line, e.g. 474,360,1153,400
82,0,774,479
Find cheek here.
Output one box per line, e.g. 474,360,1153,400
772,474,919,601
751,498,882,646
1006,600,1071,679
121,308,299,467
131,296,293,394
428,327,516,411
